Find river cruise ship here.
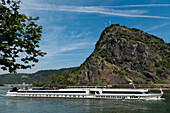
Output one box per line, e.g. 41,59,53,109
6,86,163,100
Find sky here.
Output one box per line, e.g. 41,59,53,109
1,0,170,74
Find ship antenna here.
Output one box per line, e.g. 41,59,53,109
124,75,136,89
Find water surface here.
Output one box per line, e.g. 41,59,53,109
0,87,169,113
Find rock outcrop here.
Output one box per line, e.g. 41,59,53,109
69,24,170,85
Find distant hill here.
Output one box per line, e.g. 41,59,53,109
68,24,170,85
0,67,76,84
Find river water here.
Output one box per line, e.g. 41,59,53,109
0,87,169,113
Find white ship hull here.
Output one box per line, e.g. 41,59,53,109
6,86,163,100
6,93,162,100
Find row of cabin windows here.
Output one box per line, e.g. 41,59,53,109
96,96,127,99
17,91,144,94
102,91,142,94
130,96,138,98
96,96,139,99
14,94,139,99
17,94,85,98
17,91,86,93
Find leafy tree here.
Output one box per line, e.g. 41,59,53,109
0,0,46,73
50,74,57,85
56,76,65,85
94,78,98,85
99,77,105,86
32,82,44,87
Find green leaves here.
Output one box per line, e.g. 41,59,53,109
0,0,46,73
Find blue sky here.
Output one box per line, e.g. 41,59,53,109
1,0,170,74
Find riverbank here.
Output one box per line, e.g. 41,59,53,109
4,84,32,87
107,84,170,89
3,84,170,90
148,88,170,90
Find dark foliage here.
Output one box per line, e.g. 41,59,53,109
0,0,46,73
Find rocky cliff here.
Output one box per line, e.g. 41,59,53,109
68,24,170,85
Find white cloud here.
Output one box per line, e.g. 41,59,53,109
76,33,83,38
20,1,169,19
104,4,170,8
60,47,77,52
40,26,95,58
54,53,87,56
45,42,94,57
146,23,170,31
71,32,92,39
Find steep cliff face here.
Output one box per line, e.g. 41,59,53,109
69,24,170,85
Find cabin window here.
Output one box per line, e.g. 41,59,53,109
90,91,95,95
17,91,86,93
130,96,138,98
144,92,149,94
102,91,142,94
96,91,100,94
122,96,127,99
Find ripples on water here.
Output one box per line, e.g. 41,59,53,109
0,87,170,113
